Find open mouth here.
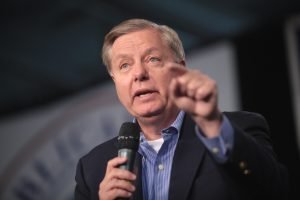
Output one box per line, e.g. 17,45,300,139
134,89,157,98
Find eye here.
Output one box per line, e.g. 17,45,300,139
120,63,129,70
149,57,160,62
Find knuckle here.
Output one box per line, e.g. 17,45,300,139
107,159,114,166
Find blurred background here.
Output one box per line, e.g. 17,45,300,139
1,0,300,199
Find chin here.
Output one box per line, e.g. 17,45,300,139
136,107,164,118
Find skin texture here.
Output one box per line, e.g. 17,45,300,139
99,28,222,200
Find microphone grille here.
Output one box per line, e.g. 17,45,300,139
117,122,140,150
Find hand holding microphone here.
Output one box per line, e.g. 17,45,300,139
99,122,140,200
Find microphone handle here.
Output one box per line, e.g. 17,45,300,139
117,149,136,200
118,148,136,171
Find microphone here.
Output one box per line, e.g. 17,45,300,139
117,122,140,171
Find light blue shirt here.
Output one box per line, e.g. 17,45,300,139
137,112,234,200
195,115,234,163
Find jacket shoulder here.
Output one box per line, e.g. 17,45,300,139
223,111,270,132
80,136,118,164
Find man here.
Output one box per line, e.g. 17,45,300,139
75,19,288,200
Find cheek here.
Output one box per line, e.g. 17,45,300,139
155,72,172,90
154,77,171,99
114,80,131,104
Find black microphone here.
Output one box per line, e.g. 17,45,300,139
117,122,140,171
116,122,140,200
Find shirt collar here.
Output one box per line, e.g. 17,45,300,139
161,110,185,135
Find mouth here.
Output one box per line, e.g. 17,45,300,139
133,89,157,98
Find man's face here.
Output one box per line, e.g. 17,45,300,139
109,28,181,120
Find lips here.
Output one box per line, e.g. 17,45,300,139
133,89,157,98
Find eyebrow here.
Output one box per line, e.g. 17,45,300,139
143,47,160,56
114,54,130,61
113,47,161,61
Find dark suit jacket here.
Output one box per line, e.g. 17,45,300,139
75,111,289,200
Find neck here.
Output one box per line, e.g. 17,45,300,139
137,109,180,140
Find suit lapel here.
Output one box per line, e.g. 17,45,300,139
168,115,206,200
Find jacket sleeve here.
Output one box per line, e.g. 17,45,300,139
225,111,289,200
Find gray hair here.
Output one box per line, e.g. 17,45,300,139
101,18,185,72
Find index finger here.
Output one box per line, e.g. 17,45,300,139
166,62,188,76
106,157,127,172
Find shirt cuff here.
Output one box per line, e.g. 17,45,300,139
195,115,234,163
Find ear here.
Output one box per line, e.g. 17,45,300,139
109,71,115,81
179,60,186,66
110,74,115,81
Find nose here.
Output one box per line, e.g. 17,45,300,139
133,63,149,82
